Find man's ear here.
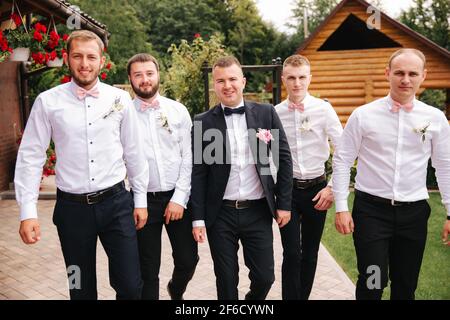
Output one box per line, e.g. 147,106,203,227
63,51,69,67
384,67,390,80
100,55,106,69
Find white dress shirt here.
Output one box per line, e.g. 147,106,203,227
222,101,265,201
332,95,450,217
275,94,343,182
133,94,192,208
192,101,265,228
15,80,149,221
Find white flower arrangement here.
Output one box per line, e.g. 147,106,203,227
413,122,430,143
103,97,124,119
299,116,312,132
158,112,172,134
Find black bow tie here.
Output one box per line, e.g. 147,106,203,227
223,106,245,116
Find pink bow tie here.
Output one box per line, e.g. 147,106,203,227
288,102,305,112
140,99,160,111
391,100,413,113
76,87,100,100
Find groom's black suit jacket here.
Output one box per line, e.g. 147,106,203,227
191,101,293,228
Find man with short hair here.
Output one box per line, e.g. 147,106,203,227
15,30,149,300
191,56,293,300
333,48,450,300
275,54,343,300
127,53,198,300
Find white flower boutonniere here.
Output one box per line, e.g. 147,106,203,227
103,97,124,119
299,116,312,132
158,112,172,134
413,122,430,142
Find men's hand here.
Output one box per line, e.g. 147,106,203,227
164,202,184,225
335,211,354,235
312,186,334,211
276,210,291,228
19,218,41,244
134,208,148,230
193,226,206,243
442,220,450,246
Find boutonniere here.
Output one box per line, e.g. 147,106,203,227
103,97,124,119
158,112,172,134
299,116,312,132
256,128,273,144
413,122,430,142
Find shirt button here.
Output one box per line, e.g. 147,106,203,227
88,105,91,108
89,123,92,126
90,141,93,144
91,160,94,163
91,178,95,181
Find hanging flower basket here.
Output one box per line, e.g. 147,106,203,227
9,47,30,61
46,56,63,67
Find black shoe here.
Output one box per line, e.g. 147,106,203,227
167,280,184,300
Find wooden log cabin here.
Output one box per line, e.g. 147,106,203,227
296,0,450,125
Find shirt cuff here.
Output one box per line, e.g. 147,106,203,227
335,199,349,213
170,189,188,209
20,202,38,221
192,220,205,228
133,192,147,208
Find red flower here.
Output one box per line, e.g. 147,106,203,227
10,13,22,27
49,50,57,61
50,154,56,162
194,33,201,38
49,31,60,42
101,72,107,80
106,62,111,70
31,52,45,64
34,22,47,34
33,30,43,42
62,34,69,42
61,75,71,84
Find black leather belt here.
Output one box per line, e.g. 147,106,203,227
293,174,326,190
147,190,174,197
223,198,266,209
355,190,419,207
57,181,125,205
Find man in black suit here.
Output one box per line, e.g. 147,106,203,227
191,56,293,300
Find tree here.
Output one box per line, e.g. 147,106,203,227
400,0,449,111
163,34,229,116
132,0,230,55
70,0,152,84
400,0,449,50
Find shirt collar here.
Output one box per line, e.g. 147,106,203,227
286,92,310,107
135,92,161,110
386,93,416,111
221,99,244,111
69,78,100,99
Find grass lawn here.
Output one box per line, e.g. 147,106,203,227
321,192,450,300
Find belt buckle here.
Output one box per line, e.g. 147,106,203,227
235,200,248,209
86,192,99,205
391,199,402,206
296,181,308,190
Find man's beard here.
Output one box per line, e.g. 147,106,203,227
131,81,159,100
68,62,100,87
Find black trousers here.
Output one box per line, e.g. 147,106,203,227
352,191,430,300
137,191,198,300
280,181,327,300
207,200,275,300
53,188,142,300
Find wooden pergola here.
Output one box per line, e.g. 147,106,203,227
296,0,450,125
